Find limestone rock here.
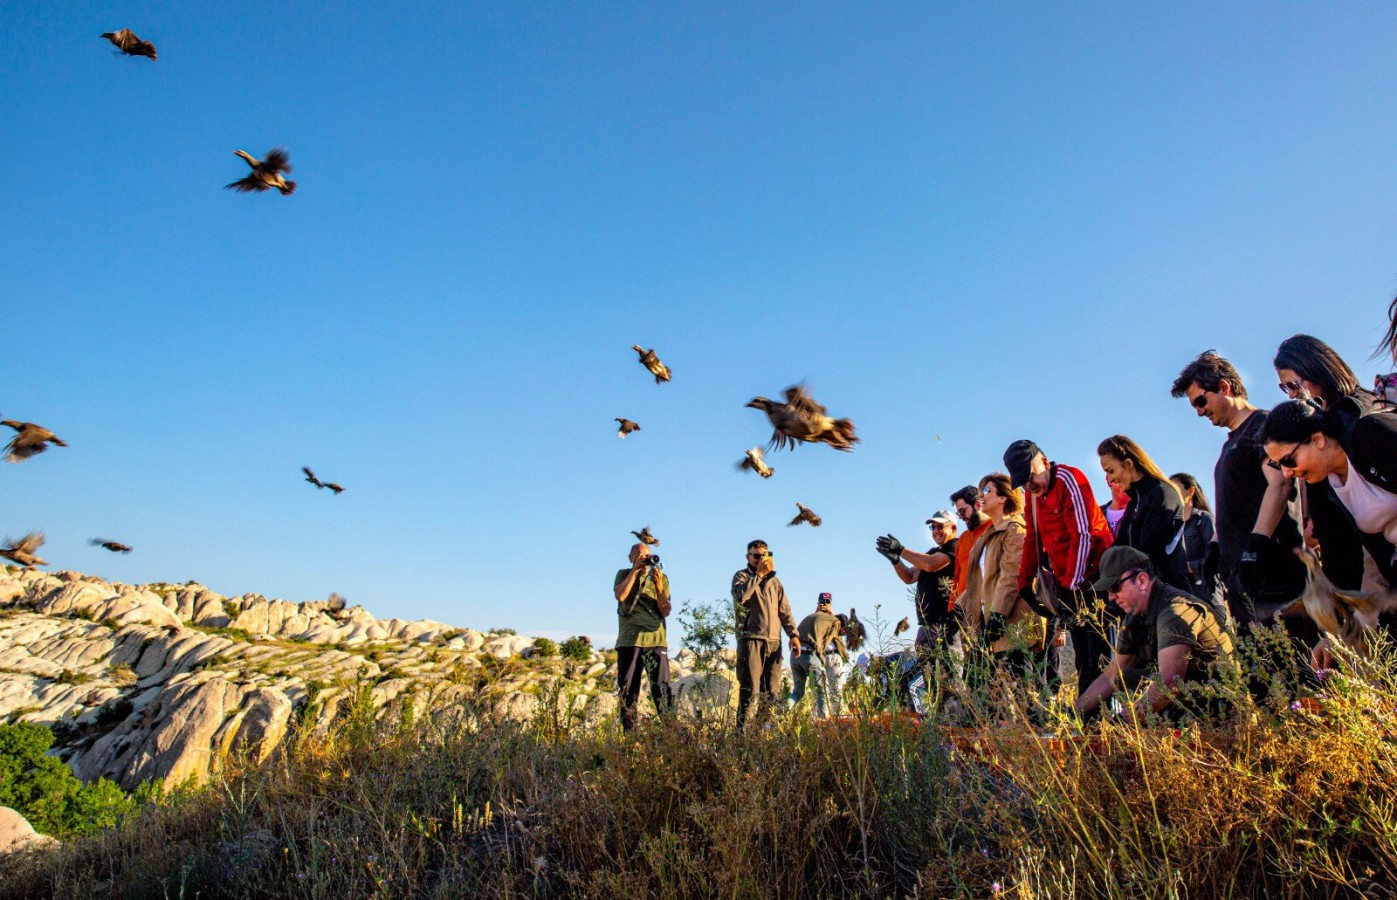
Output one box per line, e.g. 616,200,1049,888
673,671,739,717
0,807,58,854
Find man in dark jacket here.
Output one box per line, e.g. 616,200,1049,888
732,540,801,729
1005,439,1115,693
791,592,849,717
1076,547,1236,723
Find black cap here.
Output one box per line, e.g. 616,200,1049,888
1003,439,1042,489
1091,546,1152,592
817,592,832,605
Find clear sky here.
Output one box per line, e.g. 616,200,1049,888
4,2,1395,646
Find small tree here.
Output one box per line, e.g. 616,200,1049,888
0,722,136,837
532,637,558,658
677,597,737,676
559,636,592,662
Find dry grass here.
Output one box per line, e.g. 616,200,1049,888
2,630,1396,899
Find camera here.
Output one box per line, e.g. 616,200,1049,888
641,555,661,568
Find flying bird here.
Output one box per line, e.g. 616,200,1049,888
631,526,659,546
101,29,156,60
1297,546,1397,658
788,503,822,527
844,608,866,651
893,616,911,637
2,419,67,463
302,467,344,494
615,418,641,438
90,539,133,554
631,345,671,384
746,384,859,452
736,447,774,479
1,532,47,568
226,148,297,196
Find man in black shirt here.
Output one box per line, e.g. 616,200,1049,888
1170,352,1307,628
876,510,960,653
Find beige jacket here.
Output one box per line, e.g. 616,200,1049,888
961,514,1045,652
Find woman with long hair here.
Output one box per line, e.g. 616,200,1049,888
1273,334,1372,412
961,473,1043,683
1170,472,1223,609
1097,435,1192,593
1378,294,1397,366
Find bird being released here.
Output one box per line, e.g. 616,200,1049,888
844,608,866,651
631,526,659,546
737,447,774,478
615,418,641,438
1297,546,1397,659
90,539,133,554
226,148,297,196
302,467,345,494
2,419,67,463
893,616,911,637
101,29,156,59
631,345,671,384
746,385,859,452
1,532,47,568
788,503,822,527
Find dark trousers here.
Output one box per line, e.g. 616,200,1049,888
736,638,782,729
616,646,672,732
1060,588,1112,698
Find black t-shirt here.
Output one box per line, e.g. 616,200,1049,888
1213,409,1302,575
914,538,957,625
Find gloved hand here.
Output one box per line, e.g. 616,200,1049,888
1238,532,1270,600
876,534,905,564
984,611,1008,646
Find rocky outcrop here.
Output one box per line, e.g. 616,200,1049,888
0,807,58,854
0,566,717,793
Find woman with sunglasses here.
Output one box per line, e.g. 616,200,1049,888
1097,435,1194,597
1170,473,1224,611
1260,400,1397,594
1273,334,1375,412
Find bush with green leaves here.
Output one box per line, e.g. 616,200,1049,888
558,636,592,663
0,722,137,837
531,637,558,658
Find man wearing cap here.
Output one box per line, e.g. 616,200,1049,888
791,593,849,717
1075,546,1236,723
876,512,961,654
1003,439,1115,693
732,539,801,730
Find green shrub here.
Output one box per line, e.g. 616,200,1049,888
488,627,517,636
531,637,558,658
0,722,136,837
559,636,592,663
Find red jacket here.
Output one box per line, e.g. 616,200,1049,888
1017,463,1114,592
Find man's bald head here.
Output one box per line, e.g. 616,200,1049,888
628,543,652,564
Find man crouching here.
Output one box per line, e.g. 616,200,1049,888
614,542,673,731
1075,546,1237,724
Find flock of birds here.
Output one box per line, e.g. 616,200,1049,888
617,344,861,547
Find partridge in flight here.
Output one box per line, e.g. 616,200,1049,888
302,467,345,494
737,447,774,479
746,385,858,452
101,29,156,60
226,148,297,196
631,526,659,546
788,503,822,527
844,608,866,651
631,345,672,384
2,419,67,463
615,418,641,438
91,539,133,554
893,616,911,637
1,532,47,568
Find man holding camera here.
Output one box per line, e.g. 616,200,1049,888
614,541,673,732
731,539,801,730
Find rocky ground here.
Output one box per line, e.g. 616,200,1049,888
0,566,738,792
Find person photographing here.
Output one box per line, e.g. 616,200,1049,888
614,542,673,732
732,540,801,730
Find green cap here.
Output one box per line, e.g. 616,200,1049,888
1091,546,1152,592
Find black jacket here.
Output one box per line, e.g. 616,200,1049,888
1115,477,1192,592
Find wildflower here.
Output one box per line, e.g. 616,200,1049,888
1290,701,1303,712
980,847,990,858
992,883,1003,893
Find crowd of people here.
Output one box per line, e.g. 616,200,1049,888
611,319,1397,731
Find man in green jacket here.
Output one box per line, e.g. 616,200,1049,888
614,542,672,732
791,592,848,717
732,539,801,730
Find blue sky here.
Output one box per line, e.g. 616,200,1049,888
4,2,1395,646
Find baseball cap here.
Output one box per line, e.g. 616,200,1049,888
925,509,956,527
817,591,833,605
1091,546,1152,592
1003,439,1042,489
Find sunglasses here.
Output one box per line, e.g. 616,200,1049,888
1265,439,1308,471
1107,569,1142,595
1190,391,1212,410
1278,380,1306,395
